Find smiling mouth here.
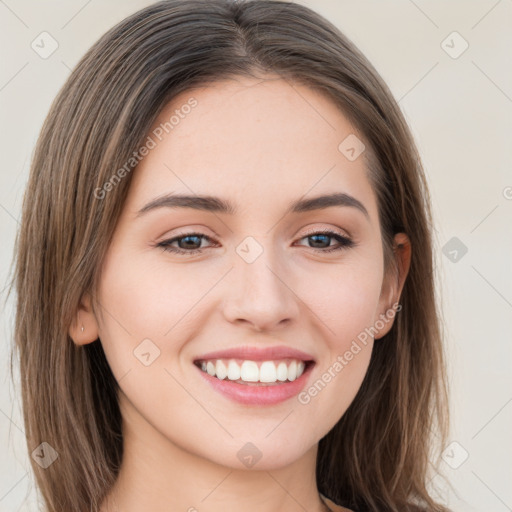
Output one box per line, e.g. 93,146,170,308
193,358,315,385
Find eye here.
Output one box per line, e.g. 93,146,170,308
156,233,216,255
295,229,355,253
155,229,355,256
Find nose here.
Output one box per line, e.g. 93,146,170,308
222,243,300,332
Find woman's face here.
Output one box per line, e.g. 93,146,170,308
85,75,405,470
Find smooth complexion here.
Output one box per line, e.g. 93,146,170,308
70,75,410,512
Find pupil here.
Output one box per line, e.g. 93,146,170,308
181,236,200,249
310,234,328,248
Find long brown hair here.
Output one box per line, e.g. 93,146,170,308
9,1,451,510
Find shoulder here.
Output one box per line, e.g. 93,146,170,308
320,493,354,512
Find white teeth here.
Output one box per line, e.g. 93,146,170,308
259,361,277,382
206,361,215,376
240,361,259,382
227,360,241,380
276,362,288,381
198,358,307,383
215,360,227,380
288,360,297,381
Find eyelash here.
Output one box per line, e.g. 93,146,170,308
155,229,355,255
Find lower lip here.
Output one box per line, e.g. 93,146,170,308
195,362,315,405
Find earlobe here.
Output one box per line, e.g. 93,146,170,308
374,233,411,340
68,293,100,345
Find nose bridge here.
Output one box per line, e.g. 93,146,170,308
222,234,299,329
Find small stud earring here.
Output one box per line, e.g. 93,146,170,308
81,325,85,332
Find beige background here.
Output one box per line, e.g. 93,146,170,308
1,1,511,511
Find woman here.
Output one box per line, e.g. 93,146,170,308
11,1,451,510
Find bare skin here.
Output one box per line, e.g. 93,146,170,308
70,74,410,512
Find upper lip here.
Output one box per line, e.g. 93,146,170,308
194,345,316,362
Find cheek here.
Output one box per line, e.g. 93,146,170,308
305,257,384,345
93,250,214,445
94,248,217,374
293,260,382,431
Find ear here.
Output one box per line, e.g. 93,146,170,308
374,233,411,340
68,292,100,345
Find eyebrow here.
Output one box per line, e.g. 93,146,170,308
136,192,370,219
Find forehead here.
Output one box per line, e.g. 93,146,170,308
125,75,378,222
